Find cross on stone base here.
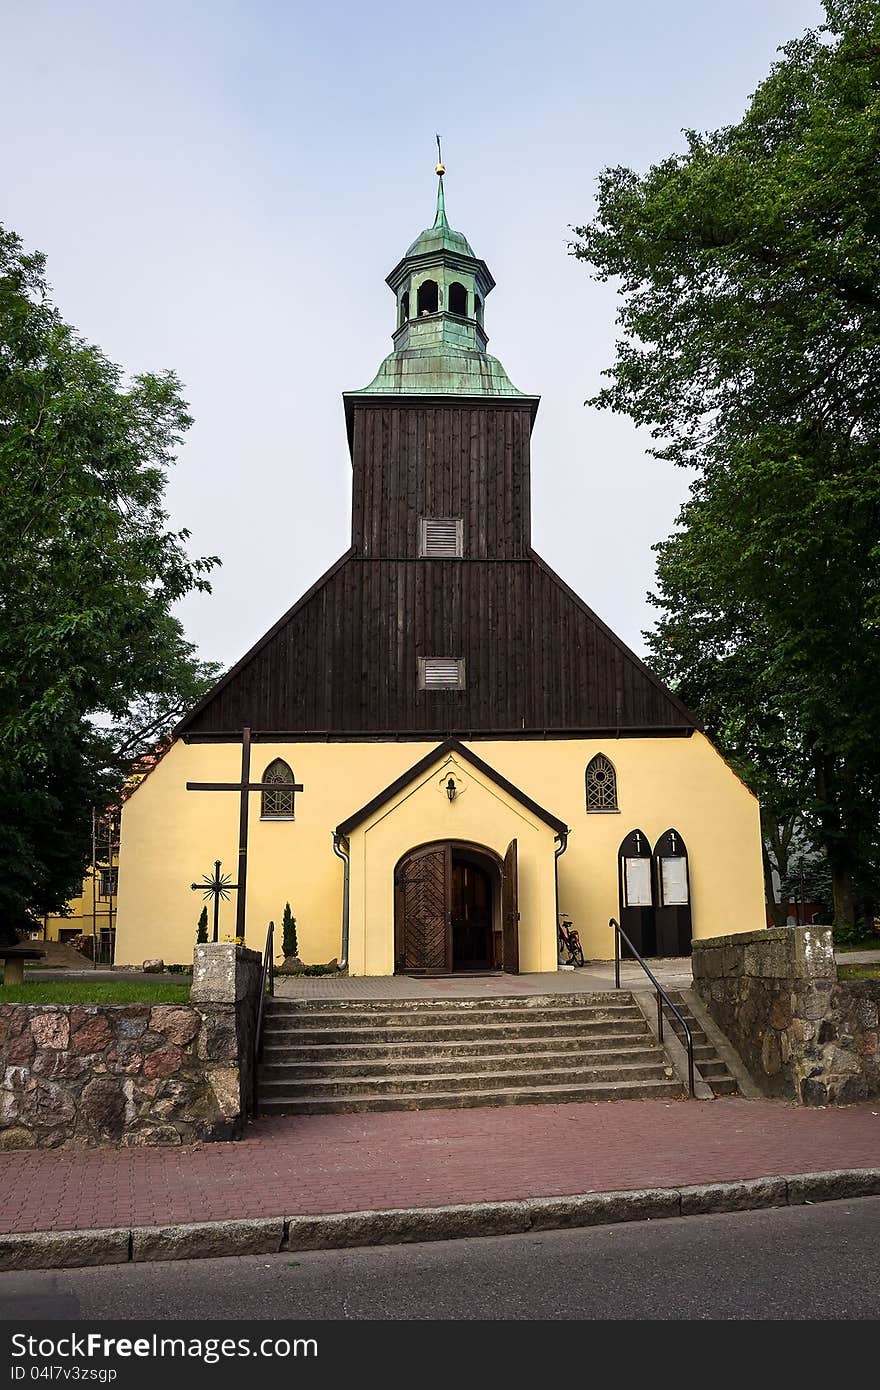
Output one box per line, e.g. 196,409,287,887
190,860,239,943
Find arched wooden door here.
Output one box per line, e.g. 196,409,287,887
394,844,452,974
394,841,514,974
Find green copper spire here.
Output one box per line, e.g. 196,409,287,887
345,150,536,406
434,171,448,229
433,135,449,229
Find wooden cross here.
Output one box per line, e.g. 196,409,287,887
186,728,304,941
191,860,238,944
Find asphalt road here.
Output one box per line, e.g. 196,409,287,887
1,1197,878,1321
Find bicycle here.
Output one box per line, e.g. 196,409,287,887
557,914,585,967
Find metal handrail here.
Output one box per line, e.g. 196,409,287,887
252,920,275,1117
609,917,695,1097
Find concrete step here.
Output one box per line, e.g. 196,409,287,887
664,994,741,1099
260,1048,668,1088
264,1003,643,1031
258,1075,685,1115
266,991,632,1015
261,1029,653,1064
260,1042,662,1080
708,1077,740,1096
697,1061,728,1084
262,1017,649,1046
261,1060,674,1099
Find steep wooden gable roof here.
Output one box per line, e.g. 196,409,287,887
176,544,697,740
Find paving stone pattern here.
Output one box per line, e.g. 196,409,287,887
1,1096,878,1236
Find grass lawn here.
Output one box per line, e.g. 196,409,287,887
837,963,880,982
834,939,880,952
0,981,191,1004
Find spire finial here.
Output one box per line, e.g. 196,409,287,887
433,133,448,228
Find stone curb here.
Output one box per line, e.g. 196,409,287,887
1,1168,879,1271
131,1218,285,1263
0,1228,130,1272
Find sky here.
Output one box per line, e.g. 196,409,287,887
3,0,824,669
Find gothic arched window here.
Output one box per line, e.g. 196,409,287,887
261,759,296,819
586,754,618,812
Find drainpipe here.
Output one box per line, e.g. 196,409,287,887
332,832,350,971
554,828,570,944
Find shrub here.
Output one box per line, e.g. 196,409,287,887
281,902,298,959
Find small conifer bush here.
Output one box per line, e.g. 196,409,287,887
282,902,298,959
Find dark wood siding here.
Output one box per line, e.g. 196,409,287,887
351,402,532,559
178,397,696,739
180,554,696,737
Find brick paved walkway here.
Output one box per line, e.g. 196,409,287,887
2,1098,878,1236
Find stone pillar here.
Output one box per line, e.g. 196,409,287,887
191,941,263,1127
192,942,240,1003
3,957,24,986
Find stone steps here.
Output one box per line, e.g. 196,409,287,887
665,993,740,1098
258,1011,639,1034
261,1030,651,1063
257,1056,670,1100
258,1076,683,1116
267,993,630,1015
262,1016,645,1047
257,990,684,1115
260,1042,661,1080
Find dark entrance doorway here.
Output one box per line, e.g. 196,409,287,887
451,854,493,970
394,840,517,975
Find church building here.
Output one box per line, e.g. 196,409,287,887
115,167,765,973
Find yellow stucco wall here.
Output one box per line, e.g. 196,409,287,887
114,732,765,970
348,749,559,975
44,869,115,942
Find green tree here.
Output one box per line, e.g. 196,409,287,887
0,224,221,942
196,905,209,945
571,0,880,931
281,902,298,960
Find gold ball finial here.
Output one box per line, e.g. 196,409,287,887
435,162,445,176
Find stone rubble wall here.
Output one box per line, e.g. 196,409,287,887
0,944,263,1150
692,926,879,1105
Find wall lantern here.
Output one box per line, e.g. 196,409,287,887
445,776,457,803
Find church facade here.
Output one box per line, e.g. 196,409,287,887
115,173,765,972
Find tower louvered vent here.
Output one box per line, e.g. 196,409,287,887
419,657,466,690
420,517,463,558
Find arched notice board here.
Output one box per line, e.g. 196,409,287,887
653,828,692,957
617,828,656,957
